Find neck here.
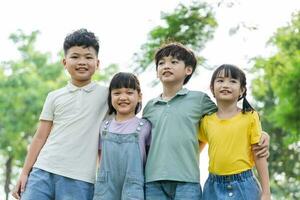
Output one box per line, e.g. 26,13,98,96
162,82,183,101
115,113,135,122
71,80,91,87
216,100,240,119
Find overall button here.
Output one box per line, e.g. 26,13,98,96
227,185,233,190
228,192,233,197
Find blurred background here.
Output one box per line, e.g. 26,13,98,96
0,0,299,199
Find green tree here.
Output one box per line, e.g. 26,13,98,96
132,1,217,73
0,30,66,200
252,12,300,199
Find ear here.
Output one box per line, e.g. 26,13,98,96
210,85,215,97
185,66,193,76
96,59,100,70
62,58,67,69
240,87,246,98
138,92,142,102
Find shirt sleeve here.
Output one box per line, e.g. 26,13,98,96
142,118,152,146
198,116,208,142
250,111,262,144
39,93,54,121
201,93,217,117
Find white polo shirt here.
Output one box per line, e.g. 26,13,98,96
34,82,108,183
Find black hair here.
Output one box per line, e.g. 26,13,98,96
108,72,142,115
210,64,254,113
155,42,197,84
63,28,99,55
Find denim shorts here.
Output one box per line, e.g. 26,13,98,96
21,168,94,200
145,180,202,200
202,169,261,200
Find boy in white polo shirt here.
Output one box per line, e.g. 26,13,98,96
12,29,108,200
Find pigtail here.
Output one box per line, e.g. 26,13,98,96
242,96,254,113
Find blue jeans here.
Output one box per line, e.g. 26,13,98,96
145,181,202,200
202,169,261,200
21,168,94,200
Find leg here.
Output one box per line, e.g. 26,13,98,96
175,182,202,200
21,168,54,200
54,175,94,200
145,181,169,200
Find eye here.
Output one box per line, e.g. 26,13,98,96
230,79,238,83
70,55,78,59
86,56,94,59
158,60,164,66
171,60,178,64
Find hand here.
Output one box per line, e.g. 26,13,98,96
261,192,271,200
11,173,28,199
253,131,270,158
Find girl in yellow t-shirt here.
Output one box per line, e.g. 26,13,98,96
199,64,271,200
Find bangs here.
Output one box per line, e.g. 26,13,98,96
156,47,186,61
216,65,241,80
109,73,140,91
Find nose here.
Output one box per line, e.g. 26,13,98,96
78,57,87,65
119,93,127,100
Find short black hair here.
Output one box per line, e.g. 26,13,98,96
155,42,197,84
108,72,142,115
63,28,99,55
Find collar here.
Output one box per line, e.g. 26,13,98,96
66,81,97,93
152,88,189,104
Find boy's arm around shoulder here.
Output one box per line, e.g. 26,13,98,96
252,144,271,199
199,92,217,116
12,120,52,199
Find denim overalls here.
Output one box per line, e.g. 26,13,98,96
93,120,145,200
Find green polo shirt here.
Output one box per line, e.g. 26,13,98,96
143,88,217,183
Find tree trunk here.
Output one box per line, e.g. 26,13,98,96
4,155,13,200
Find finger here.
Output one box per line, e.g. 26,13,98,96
21,180,27,192
12,189,20,199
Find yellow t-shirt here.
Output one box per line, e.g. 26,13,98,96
198,111,261,175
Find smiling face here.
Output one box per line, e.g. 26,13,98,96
63,46,99,87
211,69,245,103
156,56,192,85
111,87,141,120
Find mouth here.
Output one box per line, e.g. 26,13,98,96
220,90,232,94
118,102,129,106
162,71,173,76
76,67,88,72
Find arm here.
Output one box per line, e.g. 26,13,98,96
252,144,271,200
252,131,270,158
199,141,207,153
12,120,52,199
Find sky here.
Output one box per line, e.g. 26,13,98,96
1,0,300,198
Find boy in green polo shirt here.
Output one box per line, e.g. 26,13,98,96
142,42,269,200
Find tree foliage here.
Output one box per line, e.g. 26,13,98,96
133,1,217,73
252,12,300,199
0,30,66,199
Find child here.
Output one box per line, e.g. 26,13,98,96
93,72,151,200
142,42,270,200
12,29,108,200
199,64,271,200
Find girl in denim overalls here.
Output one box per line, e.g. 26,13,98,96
93,72,151,200
199,65,271,200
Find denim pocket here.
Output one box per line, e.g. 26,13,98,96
93,171,109,197
125,173,144,200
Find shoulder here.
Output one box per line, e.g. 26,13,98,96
44,86,68,102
